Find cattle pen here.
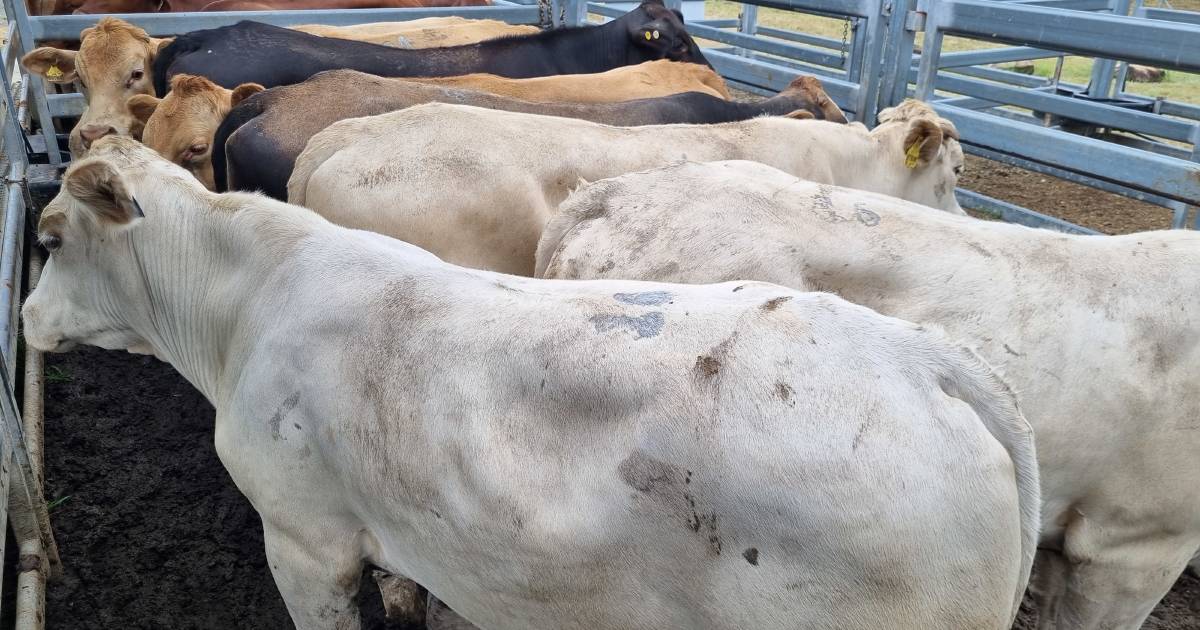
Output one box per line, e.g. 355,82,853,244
0,0,1196,626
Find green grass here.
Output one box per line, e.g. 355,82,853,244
45,365,72,384
702,0,1200,104
47,495,71,511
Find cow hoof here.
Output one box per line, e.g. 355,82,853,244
427,593,481,630
371,570,426,625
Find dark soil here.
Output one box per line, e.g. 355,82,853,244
959,154,1186,235
40,347,405,630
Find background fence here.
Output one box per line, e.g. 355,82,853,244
0,0,1196,624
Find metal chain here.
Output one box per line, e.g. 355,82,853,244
839,18,851,68
538,0,550,29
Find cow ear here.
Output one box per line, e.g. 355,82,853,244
152,36,174,54
784,109,815,120
21,47,78,83
126,94,161,124
65,158,144,225
230,82,265,108
902,118,944,169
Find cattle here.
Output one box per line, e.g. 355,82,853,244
287,99,960,276
24,134,1037,630
21,18,168,156
536,159,1200,630
289,17,538,47
142,69,831,193
401,58,731,100
20,17,539,156
152,0,708,94
68,0,487,14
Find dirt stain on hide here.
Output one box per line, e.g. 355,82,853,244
695,355,721,378
762,296,793,312
743,547,760,566
774,382,794,402
269,393,301,441
854,202,881,227
589,312,665,339
618,449,682,494
613,291,673,306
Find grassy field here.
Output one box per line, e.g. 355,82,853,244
703,0,1200,104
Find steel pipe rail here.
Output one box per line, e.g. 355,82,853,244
918,0,1200,74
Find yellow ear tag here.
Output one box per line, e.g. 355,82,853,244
904,140,922,169
645,30,652,40
46,64,64,80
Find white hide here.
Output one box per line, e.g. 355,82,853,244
538,159,1200,630
286,101,964,277
25,138,1029,630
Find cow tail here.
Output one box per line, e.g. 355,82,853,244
285,124,352,208
211,91,265,193
938,345,1040,626
532,178,604,279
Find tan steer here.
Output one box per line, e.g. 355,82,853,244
288,99,963,276
538,159,1200,630
290,17,538,47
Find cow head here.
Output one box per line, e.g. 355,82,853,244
22,135,205,356
623,0,708,67
871,99,965,214
21,18,171,157
129,74,264,190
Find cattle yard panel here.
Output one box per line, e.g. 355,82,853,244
595,0,1200,233
0,16,61,628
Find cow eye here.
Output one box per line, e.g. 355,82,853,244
953,165,964,175
41,235,62,252
130,69,144,81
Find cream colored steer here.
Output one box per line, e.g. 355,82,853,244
288,99,964,276
538,159,1200,630
24,137,1036,630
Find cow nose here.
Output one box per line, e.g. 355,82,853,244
79,125,116,147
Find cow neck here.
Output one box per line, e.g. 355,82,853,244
125,195,288,405
481,21,621,76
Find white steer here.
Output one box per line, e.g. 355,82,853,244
24,137,1036,630
287,99,964,277
537,159,1200,630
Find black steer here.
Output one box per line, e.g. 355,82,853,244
153,0,708,94
212,70,846,200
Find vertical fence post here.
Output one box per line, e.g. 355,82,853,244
737,2,758,58
879,0,919,109
562,0,585,26
1086,0,1132,99
6,0,63,169
912,0,942,101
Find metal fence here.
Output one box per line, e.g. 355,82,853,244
606,0,1200,232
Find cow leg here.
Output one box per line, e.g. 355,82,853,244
1030,550,1070,630
262,521,363,630
1037,529,1195,629
426,592,482,630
